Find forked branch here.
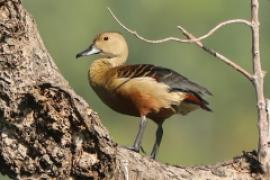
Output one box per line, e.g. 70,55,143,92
107,7,253,81
176,26,253,81
107,8,251,43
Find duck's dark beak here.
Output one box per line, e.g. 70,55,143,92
76,44,101,59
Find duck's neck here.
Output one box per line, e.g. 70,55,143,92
89,54,128,87
109,50,128,67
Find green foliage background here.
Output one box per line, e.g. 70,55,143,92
20,0,270,166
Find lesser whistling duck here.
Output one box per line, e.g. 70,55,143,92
76,32,212,159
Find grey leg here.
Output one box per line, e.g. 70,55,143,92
131,116,148,152
150,125,163,159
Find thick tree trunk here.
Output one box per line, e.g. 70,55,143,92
0,0,265,179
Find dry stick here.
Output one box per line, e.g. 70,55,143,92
107,8,251,43
185,19,251,42
107,7,253,81
251,0,270,174
176,26,253,81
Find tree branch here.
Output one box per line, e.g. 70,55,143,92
178,19,252,42
107,7,251,43
107,7,253,81
176,26,253,81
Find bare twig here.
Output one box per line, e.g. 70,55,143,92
178,19,251,42
176,26,253,81
107,7,253,81
107,7,251,43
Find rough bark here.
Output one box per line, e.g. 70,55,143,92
0,0,266,179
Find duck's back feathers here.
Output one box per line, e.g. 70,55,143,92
115,64,211,95
110,64,212,112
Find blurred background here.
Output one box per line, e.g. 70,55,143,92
21,0,270,166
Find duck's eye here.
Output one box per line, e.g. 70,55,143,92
103,37,109,41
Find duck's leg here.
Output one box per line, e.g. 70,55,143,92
150,124,163,159
130,115,148,152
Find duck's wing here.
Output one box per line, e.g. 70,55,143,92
112,64,212,111
115,64,211,95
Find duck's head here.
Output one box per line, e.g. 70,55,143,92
76,32,128,60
